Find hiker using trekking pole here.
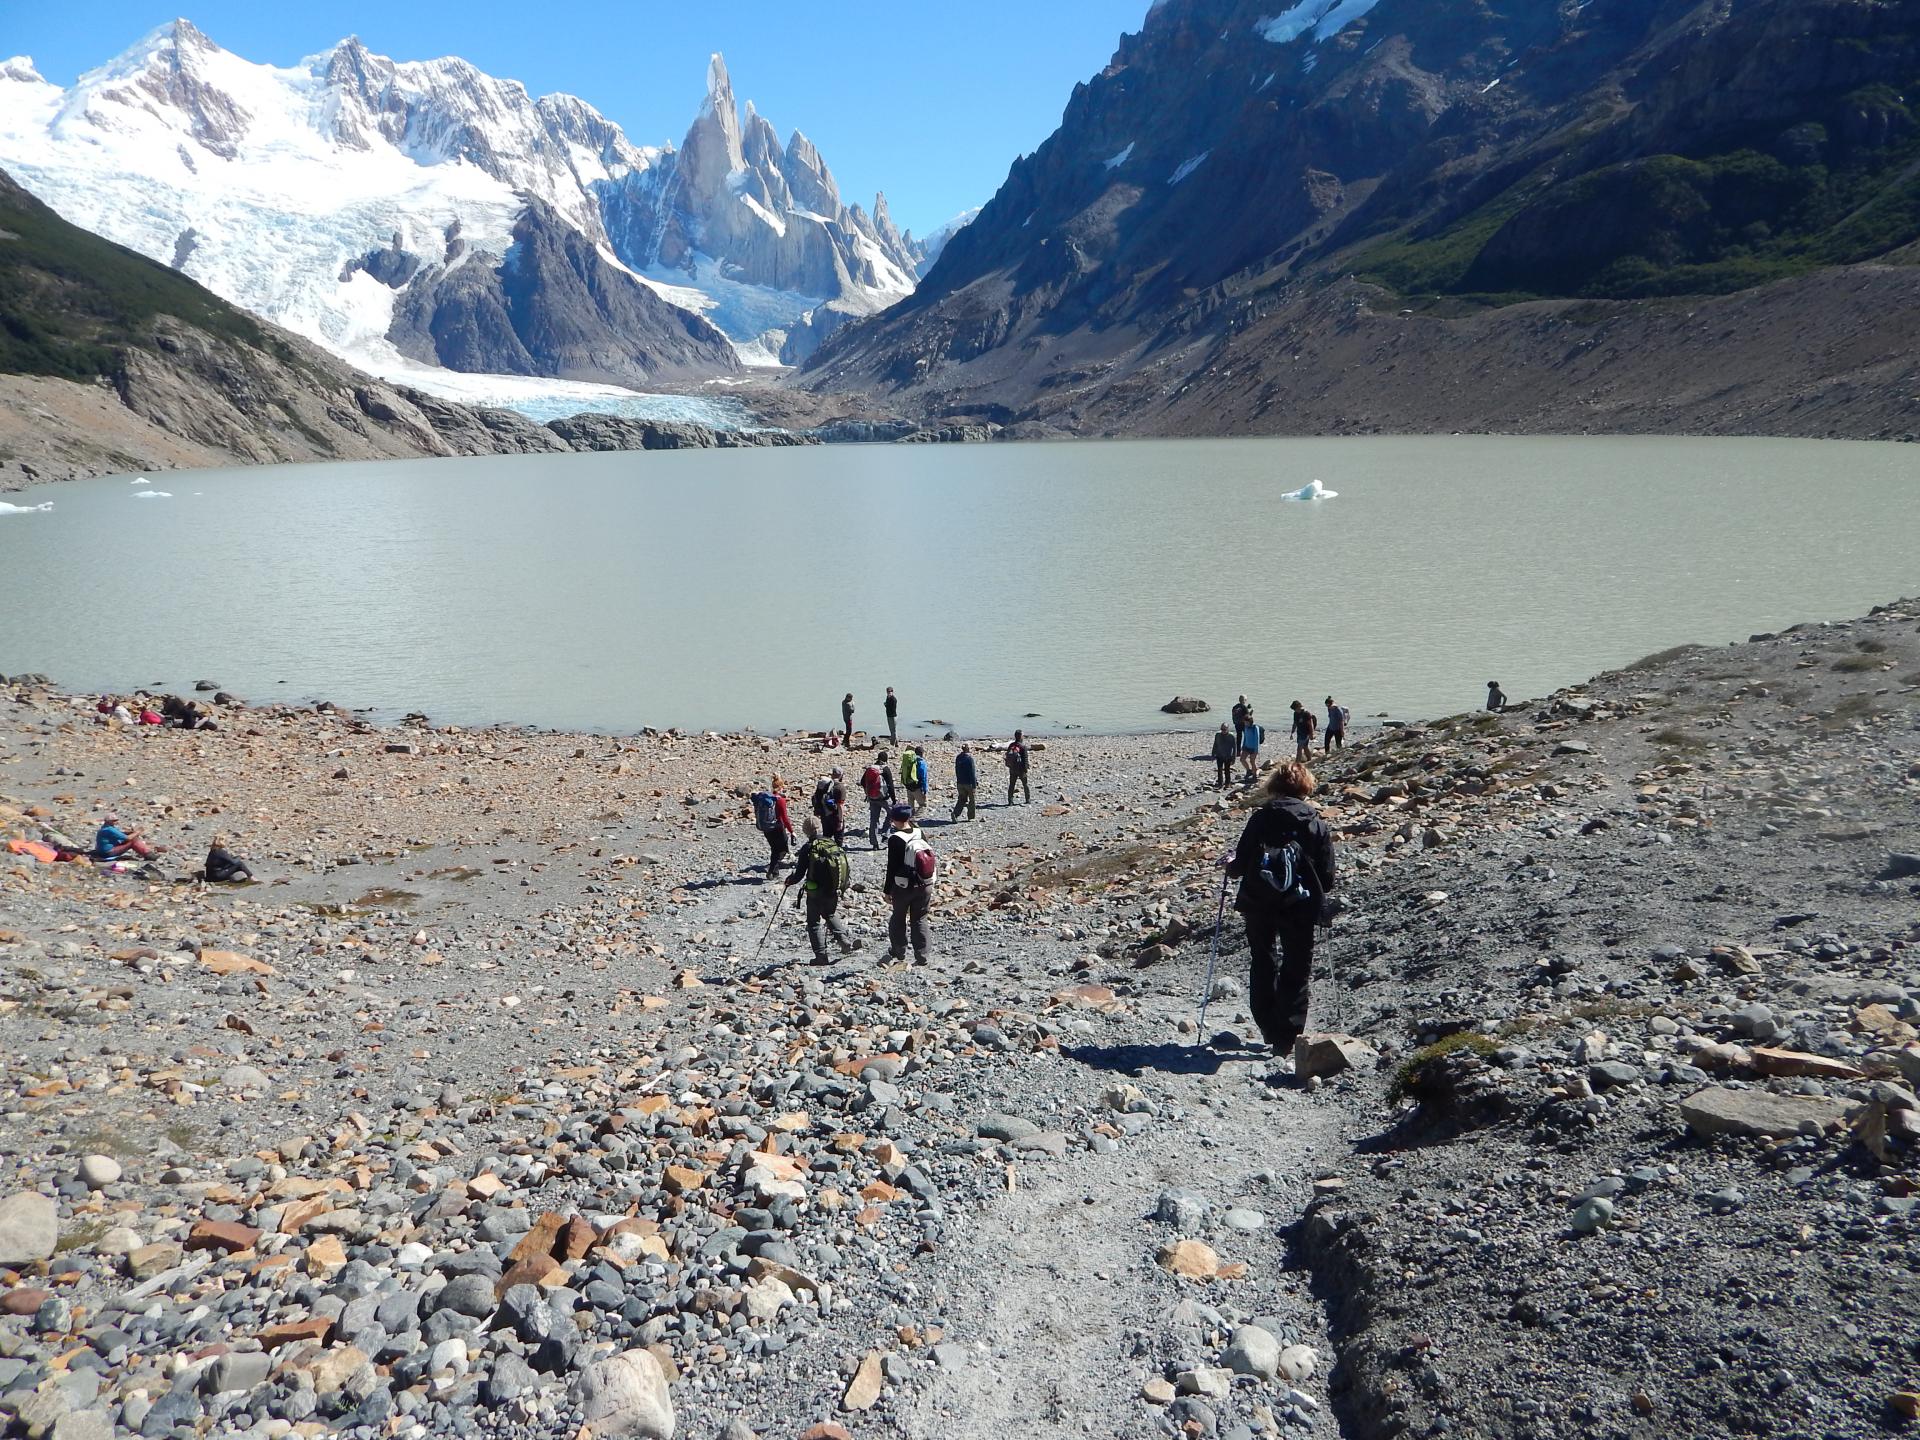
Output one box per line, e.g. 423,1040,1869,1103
884,802,935,964
951,743,979,821
1004,730,1032,805
1290,700,1317,762
884,686,899,744
1324,696,1348,753
841,693,856,748
1224,761,1337,1070
784,818,862,965
750,779,794,879
1210,723,1237,790
812,768,848,849
861,753,894,850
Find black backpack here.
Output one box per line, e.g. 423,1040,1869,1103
1254,809,1323,909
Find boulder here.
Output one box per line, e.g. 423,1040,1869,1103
1161,696,1210,714
572,1349,674,1438
1678,1086,1851,1140
1224,1324,1280,1379
1294,1033,1377,1080
0,1191,58,1267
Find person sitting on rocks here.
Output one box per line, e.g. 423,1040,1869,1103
202,836,252,883
93,814,159,862
1486,680,1507,712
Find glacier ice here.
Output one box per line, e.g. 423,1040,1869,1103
1280,479,1337,500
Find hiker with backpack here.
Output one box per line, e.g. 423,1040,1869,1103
841,693,856,748
902,746,929,814
1290,700,1317,761
1005,730,1032,805
899,747,920,815
884,687,899,744
1224,761,1337,1065
884,803,935,963
951,744,979,821
812,768,848,848
1210,723,1237,790
1231,696,1251,752
1238,711,1263,780
784,818,862,965
751,779,795,879
1323,696,1349,752
861,754,895,849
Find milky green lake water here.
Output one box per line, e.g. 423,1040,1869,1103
2,435,1915,736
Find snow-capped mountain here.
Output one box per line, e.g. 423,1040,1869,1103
0,21,967,384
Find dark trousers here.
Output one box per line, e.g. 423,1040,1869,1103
763,827,790,874
1244,906,1317,1051
951,783,977,821
1006,770,1030,804
805,891,852,963
888,886,930,960
1324,730,1344,751
886,713,897,743
1214,758,1234,789
866,799,888,849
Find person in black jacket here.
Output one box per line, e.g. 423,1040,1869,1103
884,687,899,744
1209,724,1237,790
202,835,252,883
884,803,932,963
1225,761,1336,1060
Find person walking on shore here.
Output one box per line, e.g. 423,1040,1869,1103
752,779,795,879
1238,712,1263,780
910,747,931,814
1323,696,1348,753
884,687,899,744
785,818,861,965
1290,700,1317,761
1225,761,1337,1064
951,744,979,821
1005,730,1032,805
841,693,856,748
812,768,848,848
884,803,934,964
1210,723,1237,790
899,747,919,815
1231,696,1250,753
861,754,894,849
1486,680,1506,712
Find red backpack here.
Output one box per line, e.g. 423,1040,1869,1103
860,765,884,800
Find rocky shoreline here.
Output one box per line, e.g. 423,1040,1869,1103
1,600,1915,1439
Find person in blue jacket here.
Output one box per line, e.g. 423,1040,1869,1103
1238,711,1264,781
950,744,979,821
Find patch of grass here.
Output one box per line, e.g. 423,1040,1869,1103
1855,637,1888,653
164,1122,200,1152
352,888,421,910
67,1128,141,1160
1650,728,1708,751
1027,842,1167,889
54,1218,110,1256
1903,671,1920,687
1819,693,1884,731
1622,643,1706,673
1390,1031,1499,1103
1831,654,1882,672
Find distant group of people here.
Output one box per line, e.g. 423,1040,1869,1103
748,693,1038,966
10,810,254,885
1212,695,1348,789
94,693,219,730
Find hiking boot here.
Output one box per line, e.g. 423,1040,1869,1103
809,955,831,966
843,939,865,953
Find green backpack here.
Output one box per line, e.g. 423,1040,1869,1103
808,838,851,896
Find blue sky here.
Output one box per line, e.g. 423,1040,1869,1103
8,2,1150,236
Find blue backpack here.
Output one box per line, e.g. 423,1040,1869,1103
751,792,780,831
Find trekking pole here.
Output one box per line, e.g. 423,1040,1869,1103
1195,864,1231,1041
750,893,784,964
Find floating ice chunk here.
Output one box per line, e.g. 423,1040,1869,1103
1280,478,1337,501
130,476,150,484
0,500,54,515
131,490,172,499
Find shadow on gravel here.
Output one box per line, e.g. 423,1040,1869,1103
684,874,766,890
1061,1042,1231,1077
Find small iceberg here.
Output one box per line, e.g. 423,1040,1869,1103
0,500,53,515
132,490,172,500
1280,478,1338,501
130,476,149,485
